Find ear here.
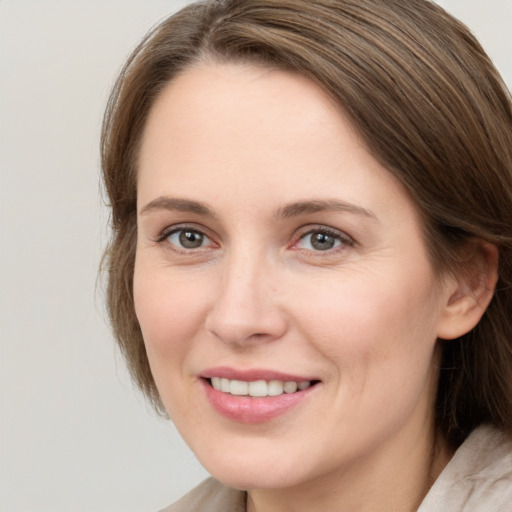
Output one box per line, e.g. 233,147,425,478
437,242,499,340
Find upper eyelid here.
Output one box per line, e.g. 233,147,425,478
294,225,354,242
157,226,218,254
290,226,356,254
157,223,213,241
299,226,346,236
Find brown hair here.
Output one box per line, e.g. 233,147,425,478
101,0,512,448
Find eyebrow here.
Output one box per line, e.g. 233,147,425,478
139,196,377,221
275,199,377,220
139,197,215,217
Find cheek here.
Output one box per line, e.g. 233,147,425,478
290,266,440,377
133,263,213,418
299,270,441,437
133,263,206,365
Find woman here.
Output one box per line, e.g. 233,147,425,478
101,0,512,510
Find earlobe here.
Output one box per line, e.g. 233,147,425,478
437,242,499,340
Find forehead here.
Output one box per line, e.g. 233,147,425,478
136,62,418,226
139,62,347,166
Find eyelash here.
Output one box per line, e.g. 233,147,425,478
292,227,354,253
155,225,354,254
156,225,215,251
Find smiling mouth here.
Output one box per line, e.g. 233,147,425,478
206,377,319,397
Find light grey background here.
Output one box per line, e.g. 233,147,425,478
0,1,510,511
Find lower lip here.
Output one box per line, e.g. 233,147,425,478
201,379,316,423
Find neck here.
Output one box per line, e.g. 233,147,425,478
246,425,453,512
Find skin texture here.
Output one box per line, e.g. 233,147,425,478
134,63,493,512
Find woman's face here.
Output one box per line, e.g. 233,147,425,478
134,63,454,491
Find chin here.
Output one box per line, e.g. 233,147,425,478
189,438,320,491
207,463,310,492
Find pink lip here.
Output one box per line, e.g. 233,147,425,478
200,366,318,382
199,367,320,424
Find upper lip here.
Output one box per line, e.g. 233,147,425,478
200,366,319,382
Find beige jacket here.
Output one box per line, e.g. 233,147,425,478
161,426,512,512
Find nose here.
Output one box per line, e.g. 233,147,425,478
205,251,288,347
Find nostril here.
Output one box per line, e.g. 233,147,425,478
250,332,270,340
205,295,288,346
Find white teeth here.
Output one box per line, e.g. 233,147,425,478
209,378,313,397
211,377,221,390
268,380,284,396
221,378,231,393
249,380,268,397
283,381,298,393
230,380,248,395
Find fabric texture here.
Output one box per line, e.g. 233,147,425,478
417,425,512,511
160,425,512,512
160,478,245,512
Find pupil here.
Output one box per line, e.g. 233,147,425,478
179,230,203,248
312,232,334,250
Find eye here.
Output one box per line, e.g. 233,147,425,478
166,228,211,249
295,228,350,252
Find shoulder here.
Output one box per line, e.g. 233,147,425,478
419,425,512,512
159,477,246,512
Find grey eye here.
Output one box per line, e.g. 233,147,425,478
297,231,342,251
310,232,336,250
168,229,207,249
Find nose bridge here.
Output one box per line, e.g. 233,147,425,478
206,243,286,345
